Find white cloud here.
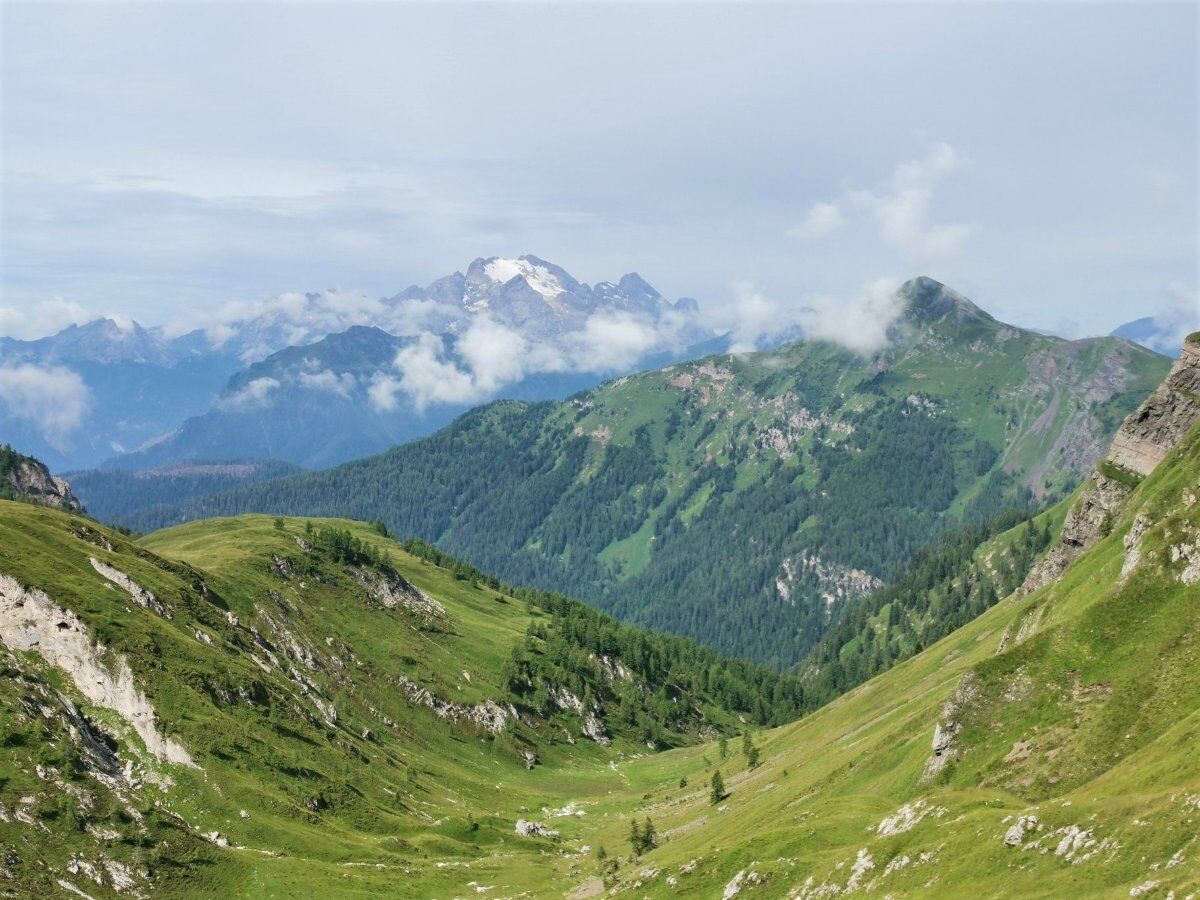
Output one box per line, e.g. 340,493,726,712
0,363,91,447
799,277,906,353
0,296,93,340
219,376,280,409
366,307,690,412
164,288,461,362
788,201,844,242
297,368,356,399
791,143,976,265
848,143,976,263
566,312,662,373
722,278,906,355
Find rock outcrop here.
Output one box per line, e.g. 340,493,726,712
1020,334,1200,595
0,448,83,512
0,574,198,769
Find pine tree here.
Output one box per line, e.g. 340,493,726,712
629,818,642,855
642,817,656,850
742,730,753,757
747,743,760,770
718,736,728,759
710,769,725,804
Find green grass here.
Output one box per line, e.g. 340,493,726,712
3,421,1199,896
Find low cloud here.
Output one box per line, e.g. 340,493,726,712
0,297,93,340
0,363,91,447
790,143,976,264
367,308,692,412
723,278,906,355
219,376,281,409
297,367,357,399
166,288,460,362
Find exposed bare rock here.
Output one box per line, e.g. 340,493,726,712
1121,513,1151,579
581,710,610,746
2,452,83,512
393,673,516,735
921,673,979,783
1003,814,1040,846
0,574,198,769
352,567,446,621
875,799,944,836
90,558,169,618
776,550,882,611
514,818,557,838
1108,337,1200,476
1021,335,1200,595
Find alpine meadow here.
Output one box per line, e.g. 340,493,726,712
1,3,1197,898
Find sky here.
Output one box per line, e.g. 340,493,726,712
1,1,1197,342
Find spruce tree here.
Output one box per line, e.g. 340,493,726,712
629,818,642,855
710,769,725,804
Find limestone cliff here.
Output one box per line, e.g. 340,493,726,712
1021,333,1200,594
0,446,84,512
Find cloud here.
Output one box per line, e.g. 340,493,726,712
799,277,906,353
219,377,280,409
0,363,91,447
788,201,844,242
0,297,93,340
165,288,461,362
566,312,663,373
367,307,691,412
791,143,976,264
849,143,976,262
723,278,905,355
297,367,356,399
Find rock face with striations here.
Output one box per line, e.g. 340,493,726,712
1021,333,1200,595
0,447,83,512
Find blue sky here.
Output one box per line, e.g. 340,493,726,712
1,1,1196,340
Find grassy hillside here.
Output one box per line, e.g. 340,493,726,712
565,421,1200,897
3,401,1197,897
136,279,1169,667
0,506,800,897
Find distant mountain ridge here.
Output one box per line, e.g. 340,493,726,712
2,256,710,470
134,277,1170,668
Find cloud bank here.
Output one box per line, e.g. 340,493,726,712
0,364,91,447
723,278,906,355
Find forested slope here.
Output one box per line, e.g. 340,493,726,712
138,278,1167,667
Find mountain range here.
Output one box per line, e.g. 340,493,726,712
1,257,709,471
116,277,1170,668
1,331,1197,896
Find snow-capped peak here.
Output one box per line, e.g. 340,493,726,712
483,257,564,300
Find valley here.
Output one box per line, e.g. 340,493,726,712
0,335,1197,898
125,278,1168,668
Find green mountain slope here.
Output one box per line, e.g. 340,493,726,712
555,339,1200,897
0,505,801,897
143,278,1169,667
1,338,1197,897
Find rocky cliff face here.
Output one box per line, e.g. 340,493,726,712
0,448,83,512
1021,333,1200,594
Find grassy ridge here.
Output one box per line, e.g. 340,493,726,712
117,292,1169,668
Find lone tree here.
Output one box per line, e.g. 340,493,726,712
742,730,753,757
747,742,760,770
710,769,726,804
642,817,656,851
629,818,643,855
718,736,729,759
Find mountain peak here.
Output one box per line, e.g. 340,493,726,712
898,276,995,327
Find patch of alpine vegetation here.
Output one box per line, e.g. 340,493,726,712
585,343,1200,899
0,500,813,895
143,278,1169,667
